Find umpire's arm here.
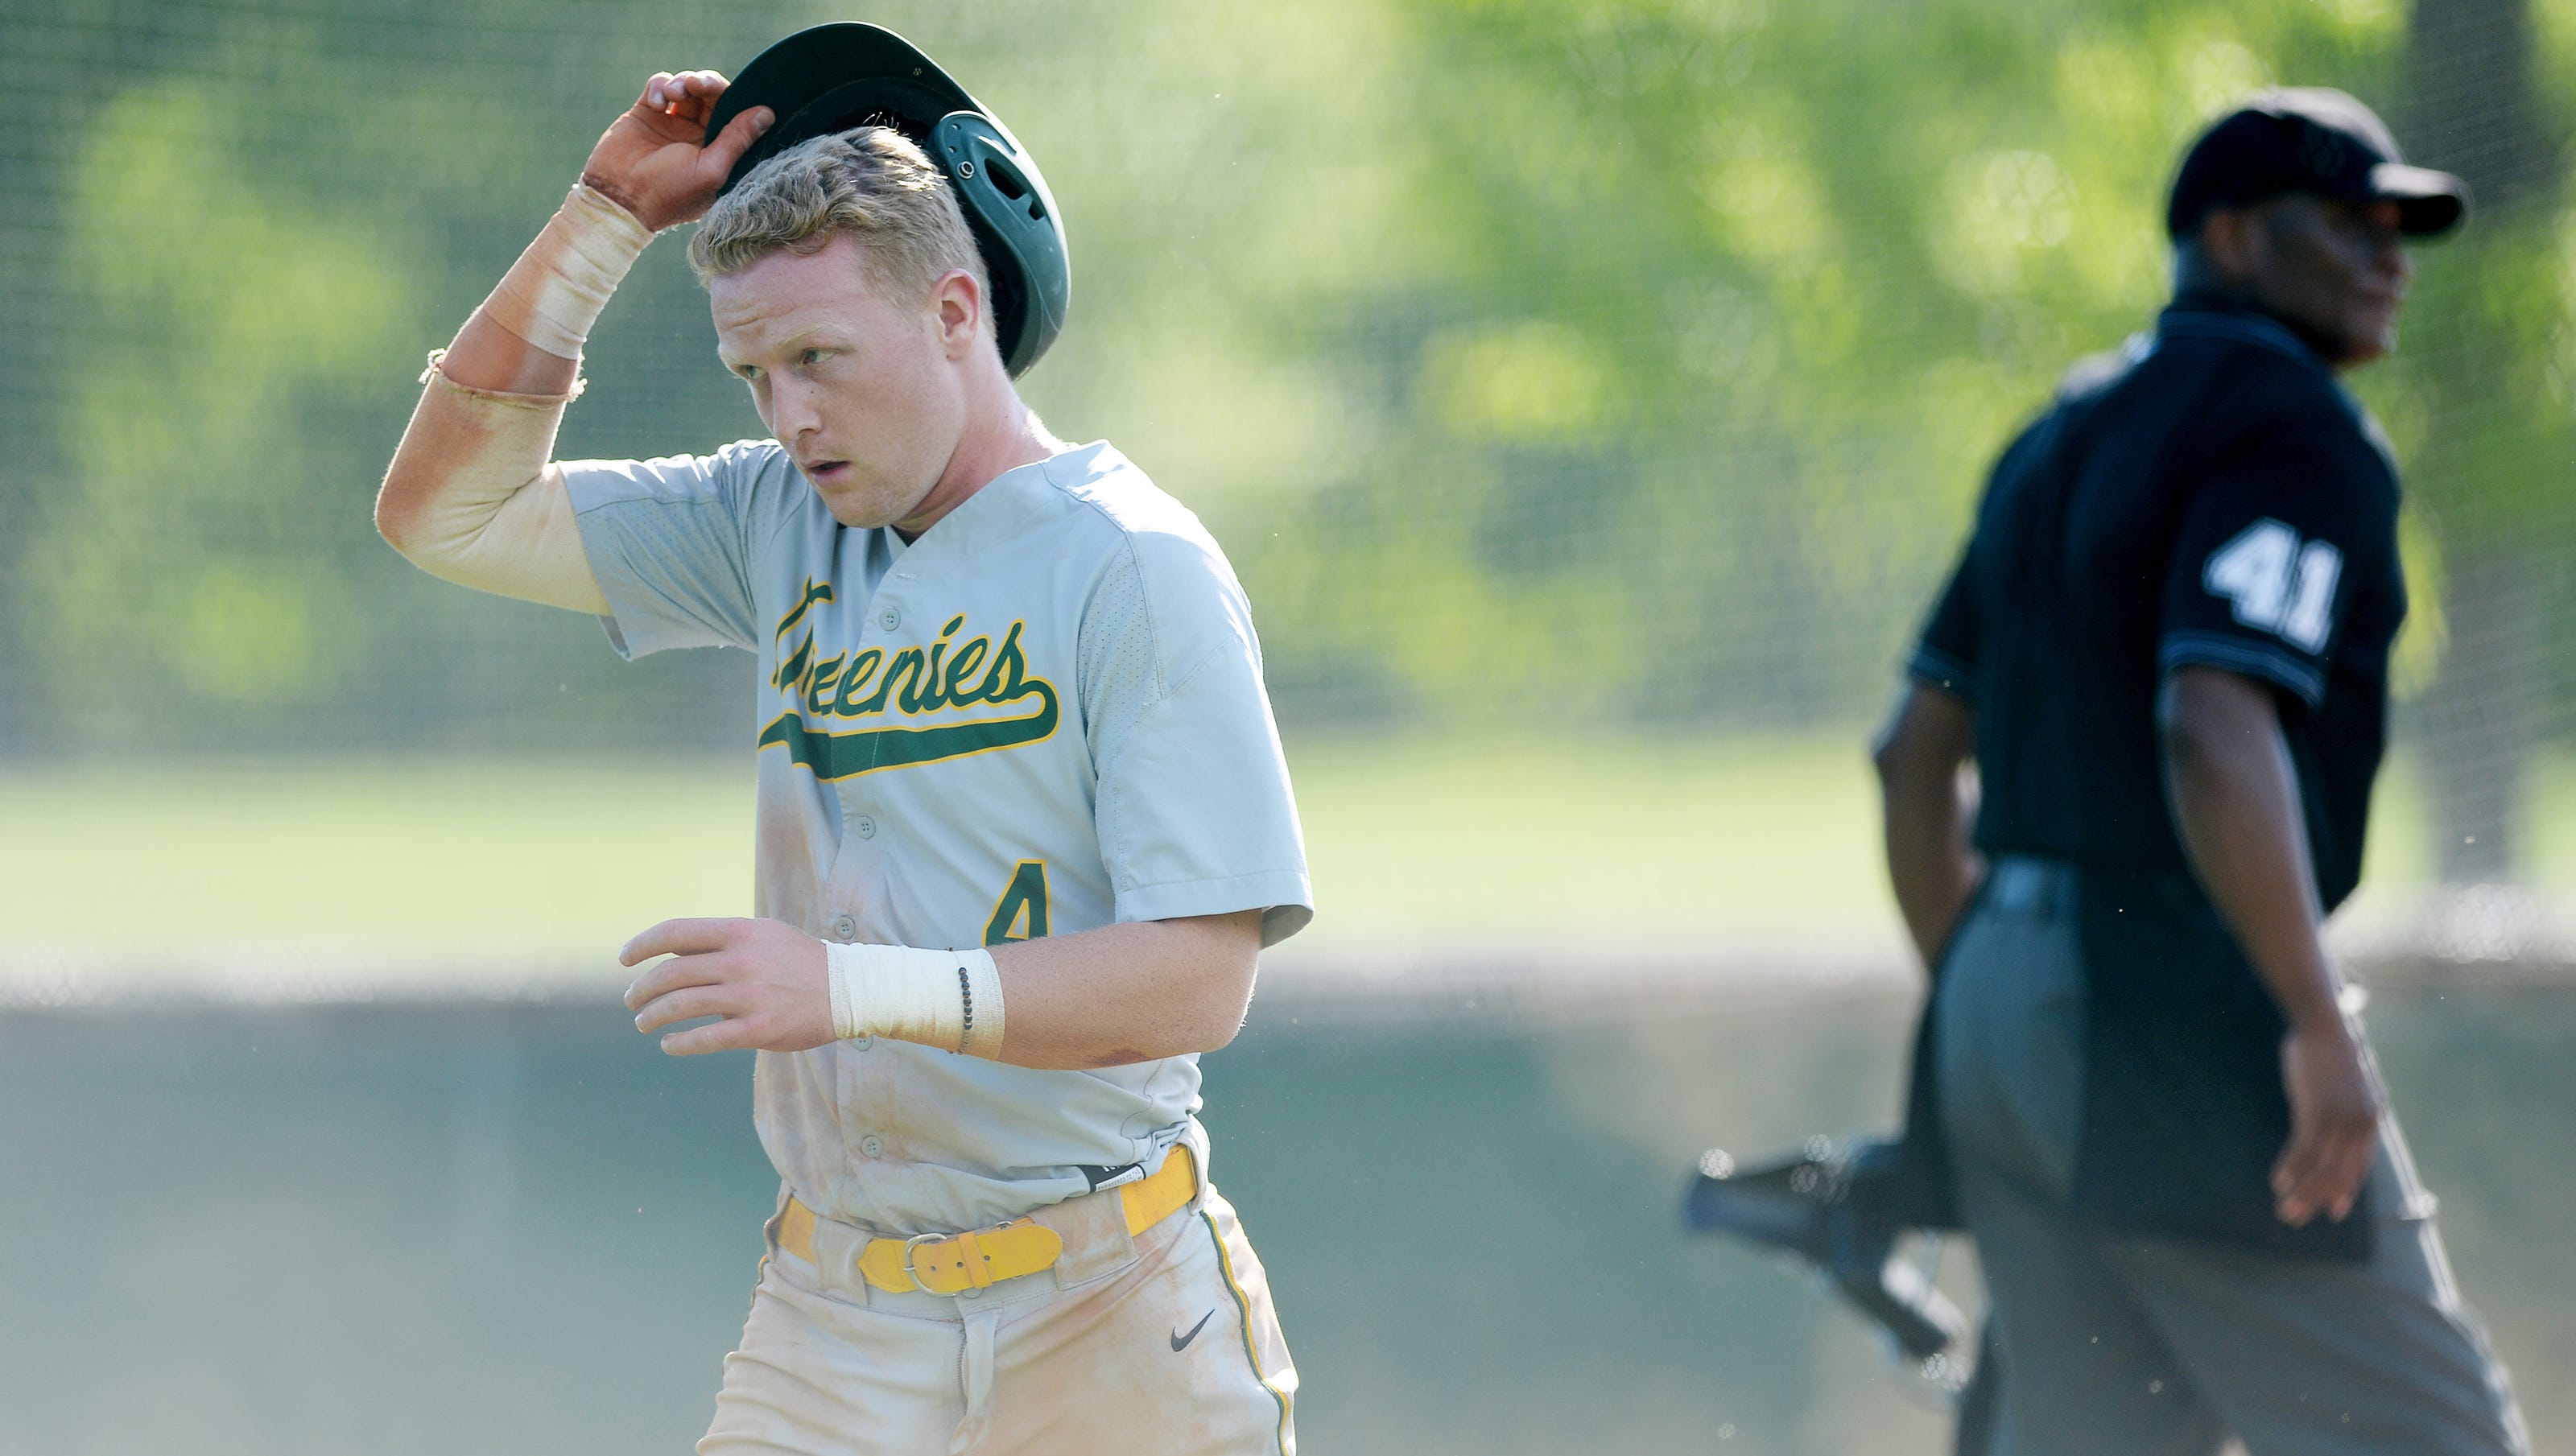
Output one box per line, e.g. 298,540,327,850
1874,682,1984,970
374,71,769,611
2161,666,2382,1227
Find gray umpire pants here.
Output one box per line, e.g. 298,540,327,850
1936,857,2530,1456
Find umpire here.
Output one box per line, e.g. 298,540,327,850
1873,90,2530,1453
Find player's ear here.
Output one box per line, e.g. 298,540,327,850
930,269,985,360
2195,208,2258,284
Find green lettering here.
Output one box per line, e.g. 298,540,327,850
770,633,815,694
826,648,883,717
803,652,847,718
941,637,989,703
757,619,1063,782
773,578,834,641
921,639,950,712
973,622,1031,704
983,860,1051,945
894,648,933,714
854,647,925,716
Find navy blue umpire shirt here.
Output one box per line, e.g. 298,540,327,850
1896,295,2407,1260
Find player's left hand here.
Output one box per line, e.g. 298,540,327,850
621,916,833,1055
2272,1013,2383,1226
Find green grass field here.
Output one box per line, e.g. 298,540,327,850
5,738,2573,979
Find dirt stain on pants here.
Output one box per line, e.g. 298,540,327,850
699,1184,1295,1455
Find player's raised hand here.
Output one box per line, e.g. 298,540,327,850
622,915,832,1056
2271,1014,2384,1227
580,71,774,232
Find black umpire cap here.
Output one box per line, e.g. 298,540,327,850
2166,88,2468,239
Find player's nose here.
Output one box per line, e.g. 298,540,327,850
770,379,821,440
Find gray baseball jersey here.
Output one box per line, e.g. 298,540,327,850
562,439,1312,1236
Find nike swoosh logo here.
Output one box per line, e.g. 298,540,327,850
1170,1310,1216,1352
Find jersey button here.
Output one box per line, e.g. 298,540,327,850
877,608,901,631
853,815,877,839
860,1135,885,1159
831,914,858,941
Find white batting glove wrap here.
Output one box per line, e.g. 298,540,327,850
826,942,1007,1058
482,182,652,359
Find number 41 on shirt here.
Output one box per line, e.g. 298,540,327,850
2204,518,2343,654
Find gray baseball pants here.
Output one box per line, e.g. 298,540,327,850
1936,857,2529,1456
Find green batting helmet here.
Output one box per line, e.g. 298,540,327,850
704,23,1071,377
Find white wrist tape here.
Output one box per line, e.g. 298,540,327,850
826,942,1006,1058
482,183,651,358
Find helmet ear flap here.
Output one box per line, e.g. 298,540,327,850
976,155,1032,208
934,110,1071,377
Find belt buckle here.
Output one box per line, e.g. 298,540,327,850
901,1231,956,1294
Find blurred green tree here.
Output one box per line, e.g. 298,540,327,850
1,0,2568,901
33,73,417,733
1243,0,2426,730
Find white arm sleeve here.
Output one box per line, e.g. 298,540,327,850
375,364,609,614
373,182,651,615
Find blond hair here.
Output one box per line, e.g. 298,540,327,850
687,126,988,303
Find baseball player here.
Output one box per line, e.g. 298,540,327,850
373,25,1306,1454
1873,91,2526,1452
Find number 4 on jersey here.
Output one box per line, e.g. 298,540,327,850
984,860,1051,946
2202,518,2342,654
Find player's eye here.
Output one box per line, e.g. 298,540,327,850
799,348,832,368
734,365,762,382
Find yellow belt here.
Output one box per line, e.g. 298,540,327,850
776,1146,1198,1297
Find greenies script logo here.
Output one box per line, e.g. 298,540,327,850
757,579,1059,781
